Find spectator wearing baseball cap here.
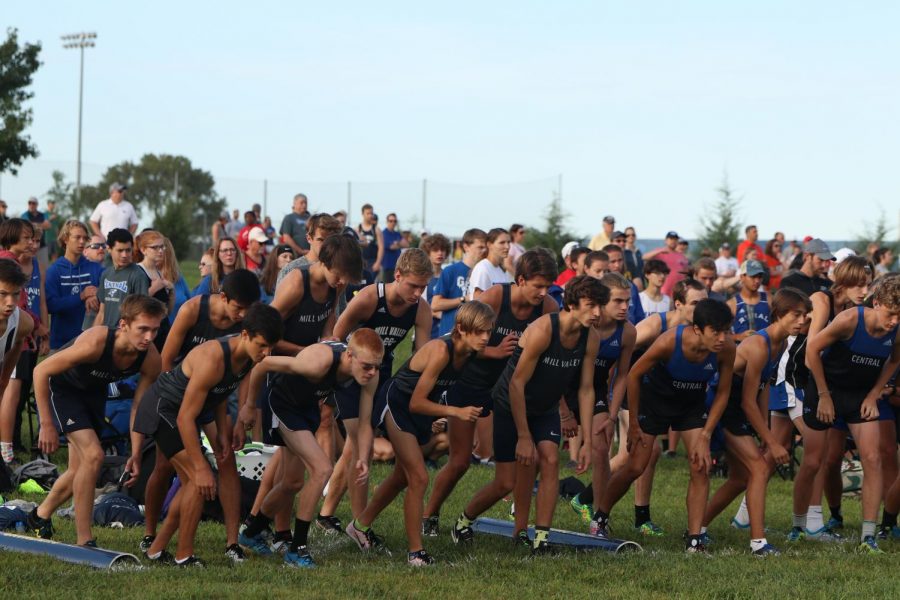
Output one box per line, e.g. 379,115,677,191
554,241,588,287
588,215,616,251
643,230,690,297
780,237,834,296
89,182,139,238
244,227,268,274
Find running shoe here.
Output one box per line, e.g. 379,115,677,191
825,516,844,530
271,531,291,555
570,495,592,524
144,550,175,565
225,543,246,563
514,530,530,548
408,549,435,566
877,524,900,540
857,536,884,554
786,526,805,542
751,543,780,557
81,540,98,548
284,546,316,569
636,521,665,537
805,526,844,542
685,537,708,554
26,508,53,540
345,521,387,552
698,531,713,546
451,519,474,545
238,530,274,555
316,515,344,535
730,518,750,530
139,535,156,553
531,538,552,556
590,518,610,538
422,516,440,537
175,555,205,568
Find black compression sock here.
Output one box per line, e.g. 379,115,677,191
274,529,292,542
577,485,593,506
829,505,843,521
243,512,272,538
291,519,311,553
635,504,651,528
592,509,610,523
882,510,898,528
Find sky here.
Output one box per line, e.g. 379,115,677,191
3,1,899,241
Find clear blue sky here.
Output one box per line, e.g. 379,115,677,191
4,1,899,241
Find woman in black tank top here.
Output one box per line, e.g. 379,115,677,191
424,256,557,529
352,301,495,566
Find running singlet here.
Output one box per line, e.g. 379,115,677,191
642,324,718,408
493,312,589,416
728,329,779,404
174,295,242,365
361,283,417,380
0,307,20,367
283,266,336,347
733,291,770,335
359,225,378,264
592,321,625,400
25,258,40,316
270,342,347,409
460,283,543,390
52,328,147,392
155,337,252,424
392,336,463,403
822,306,897,391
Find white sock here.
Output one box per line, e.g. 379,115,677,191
792,513,807,529
700,526,708,534
807,505,824,532
733,496,749,525
750,537,768,552
1,441,13,463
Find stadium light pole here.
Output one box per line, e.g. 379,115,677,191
61,32,97,204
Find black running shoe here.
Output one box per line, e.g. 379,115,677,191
422,516,439,537
408,549,435,566
514,530,531,548
139,535,156,553
316,514,344,535
81,540,98,548
225,543,246,563
451,519,474,545
144,549,176,565
27,508,53,540
176,555,205,568
531,538,552,555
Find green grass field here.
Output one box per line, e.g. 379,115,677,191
3,283,898,598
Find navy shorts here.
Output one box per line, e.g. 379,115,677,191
374,381,434,446
264,383,321,446
333,381,367,421
48,381,106,435
153,418,187,459
493,406,561,463
637,387,707,436
803,381,880,431
446,381,493,417
720,398,754,437
564,389,609,418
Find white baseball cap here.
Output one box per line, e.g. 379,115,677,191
561,241,580,259
833,247,856,264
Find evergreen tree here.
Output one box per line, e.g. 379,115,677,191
854,208,898,255
523,193,580,267
696,175,742,256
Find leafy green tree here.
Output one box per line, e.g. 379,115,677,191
0,28,42,175
696,174,742,256
523,194,581,267
81,154,226,257
45,170,97,222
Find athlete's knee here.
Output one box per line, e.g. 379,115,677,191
82,445,105,470
446,454,470,477
406,466,429,492
858,447,882,470
308,462,333,487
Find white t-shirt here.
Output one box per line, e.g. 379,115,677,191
90,199,139,237
467,259,512,300
715,256,739,276
639,291,671,315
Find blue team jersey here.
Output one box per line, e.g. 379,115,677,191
433,261,472,336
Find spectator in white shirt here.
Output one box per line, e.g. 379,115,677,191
715,242,738,277
467,227,512,300
89,182,139,238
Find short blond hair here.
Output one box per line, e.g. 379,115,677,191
396,248,433,278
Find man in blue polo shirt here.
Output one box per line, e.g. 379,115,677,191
431,228,486,336
380,213,407,283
